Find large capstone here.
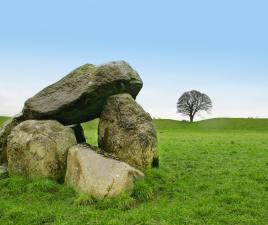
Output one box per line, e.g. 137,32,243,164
7,120,77,181
0,113,25,164
22,61,143,125
65,144,144,199
98,93,158,171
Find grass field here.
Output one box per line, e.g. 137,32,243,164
0,117,268,225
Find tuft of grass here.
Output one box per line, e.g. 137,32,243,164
26,178,60,193
74,193,97,206
96,193,136,210
132,179,153,201
0,176,29,194
74,192,136,210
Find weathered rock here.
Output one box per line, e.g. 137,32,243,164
0,164,8,179
65,144,144,198
67,124,86,143
7,120,77,181
22,61,143,125
0,113,25,164
98,93,158,171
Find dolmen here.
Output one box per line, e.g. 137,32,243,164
0,61,158,198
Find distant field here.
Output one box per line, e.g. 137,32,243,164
0,117,268,225
0,116,10,127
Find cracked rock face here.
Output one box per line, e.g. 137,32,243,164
98,93,158,171
7,120,77,181
65,144,144,199
22,61,143,125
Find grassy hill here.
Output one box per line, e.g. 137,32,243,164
0,117,268,224
154,118,268,131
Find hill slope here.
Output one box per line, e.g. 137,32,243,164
154,118,268,131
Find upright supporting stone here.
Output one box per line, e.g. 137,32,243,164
98,93,158,171
67,124,86,143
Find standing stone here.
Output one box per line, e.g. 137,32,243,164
98,93,158,171
65,144,144,198
0,164,8,180
22,61,143,125
67,124,86,143
0,113,25,164
7,120,77,181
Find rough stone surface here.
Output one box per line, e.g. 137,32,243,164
65,144,144,198
0,113,25,164
22,61,143,125
98,93,158,171
7,120,77,181
67,124,86,143
0,164,8,179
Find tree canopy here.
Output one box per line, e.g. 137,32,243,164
177,90,212,122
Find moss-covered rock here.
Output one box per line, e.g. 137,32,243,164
7,120,77,181
0,113,25,164
23,61,143,125
98,93,158,171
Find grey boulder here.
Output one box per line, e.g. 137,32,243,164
98,93,158,171
7,120,77,181
22,61,143,125
65,144,144,199
0,113,25,164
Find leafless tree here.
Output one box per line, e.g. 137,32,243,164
177,90,212,122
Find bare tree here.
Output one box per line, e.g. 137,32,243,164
177,90,212,122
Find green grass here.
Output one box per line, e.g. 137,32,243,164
0,116,10,127
0,117,268,224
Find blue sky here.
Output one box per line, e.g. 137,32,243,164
0,0,267,119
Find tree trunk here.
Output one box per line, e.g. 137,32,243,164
190,115,194,123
